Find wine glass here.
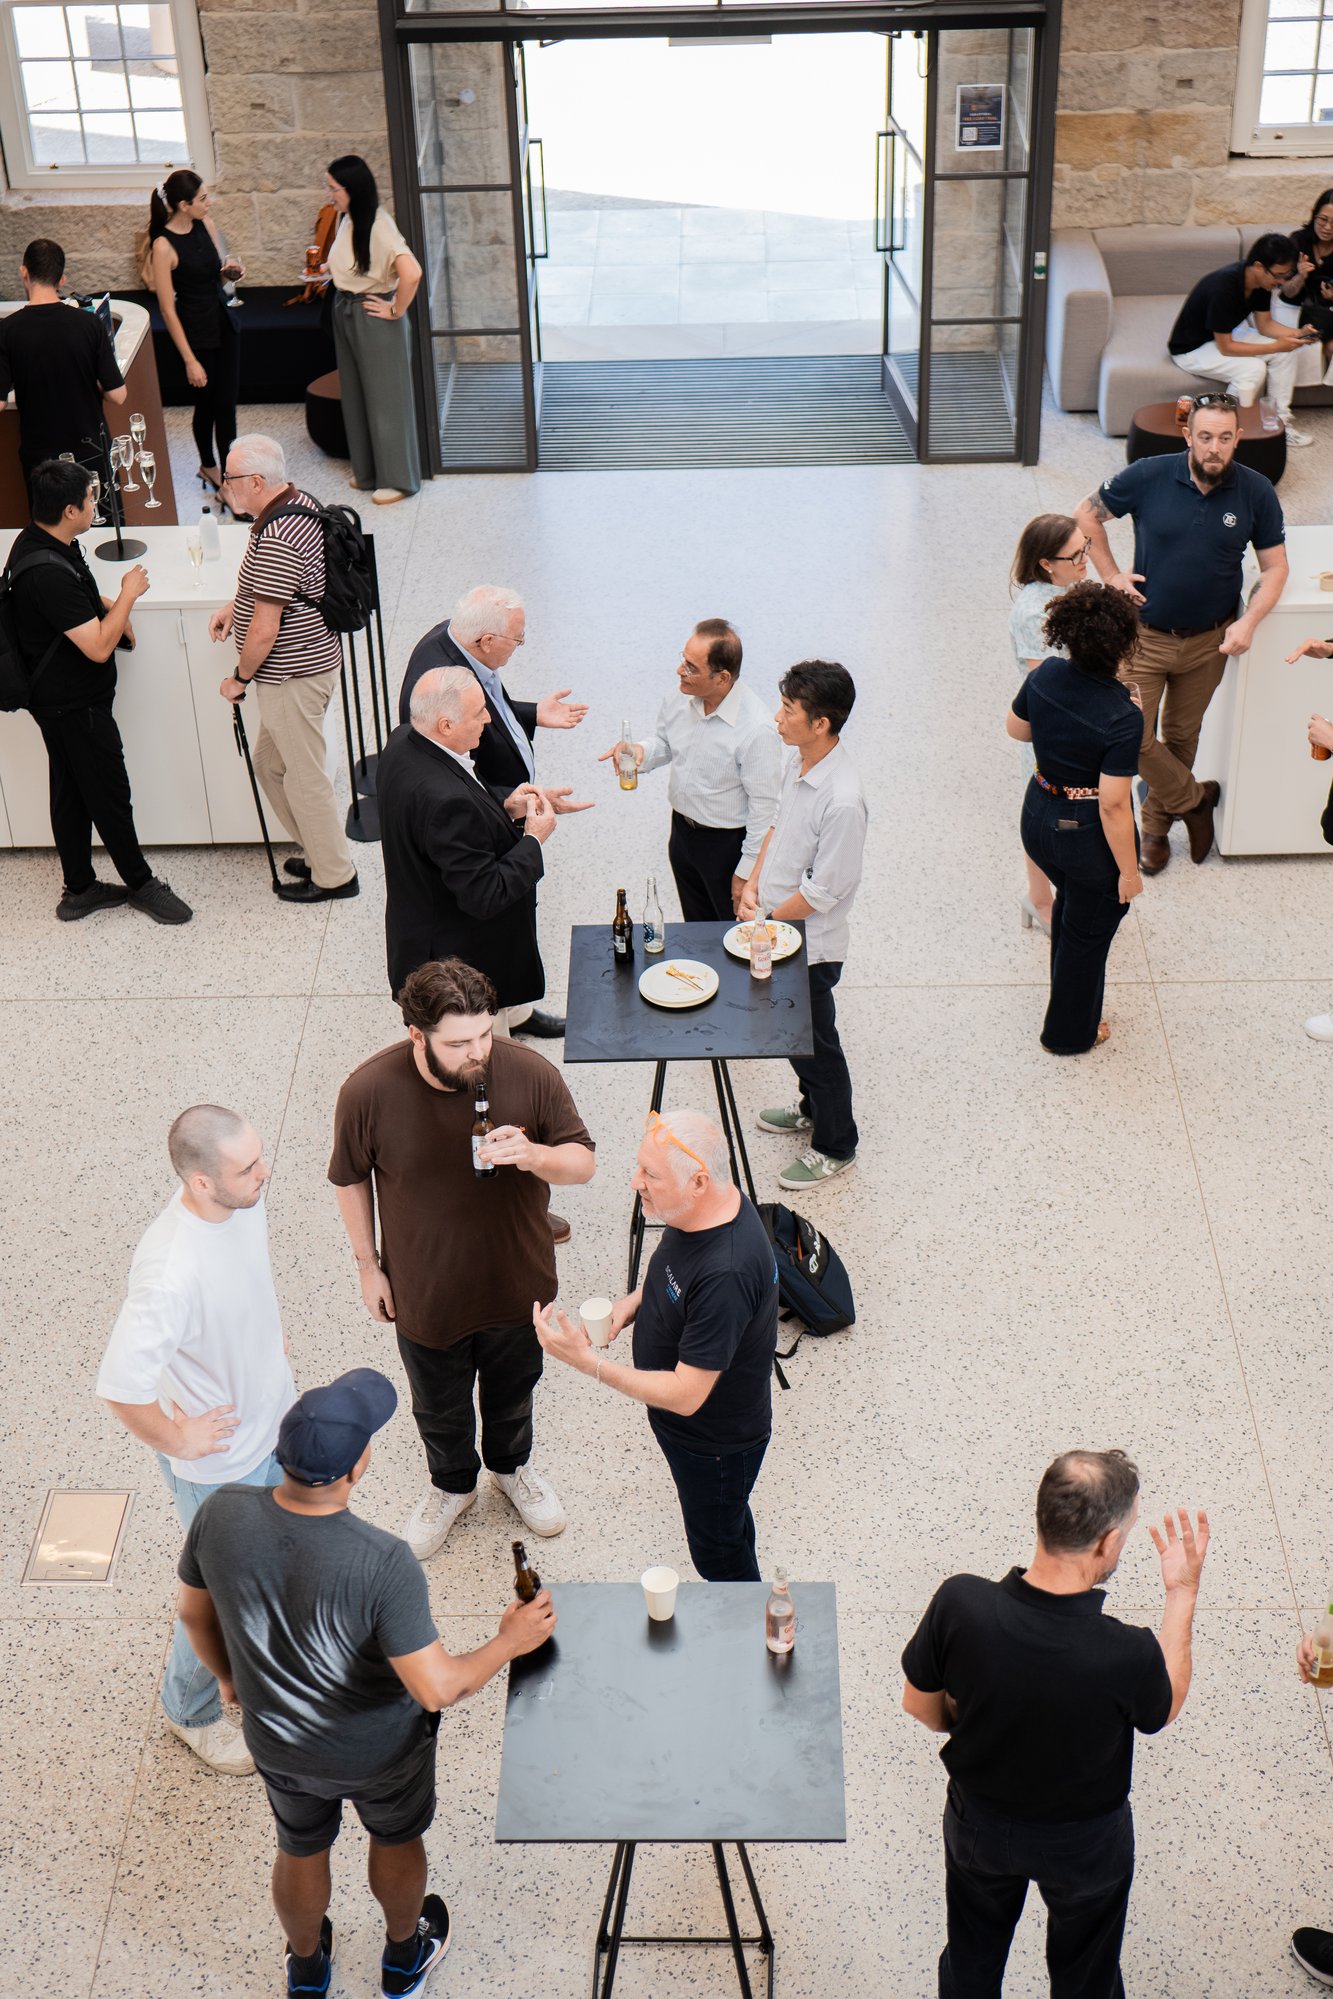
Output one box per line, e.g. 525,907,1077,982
116,432,138,492
139,449,160,509
185,530,203,587
57,451,75,463
88,470,103,525
129,411,147,453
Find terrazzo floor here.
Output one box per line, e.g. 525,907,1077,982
5,390,1333,1996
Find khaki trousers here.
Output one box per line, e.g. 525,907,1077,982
1129,622,1229,838
251,671,355,889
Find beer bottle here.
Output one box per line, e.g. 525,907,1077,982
616,717,638,792
1312,1603,1333,1682
472,1091,497,1178
643,876,665,955
613,887,634,965
513,1539,541,1602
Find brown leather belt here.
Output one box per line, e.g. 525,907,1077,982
1139,617,1228,640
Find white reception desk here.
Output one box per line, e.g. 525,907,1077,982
0,524,338,847
1199,524,1333,856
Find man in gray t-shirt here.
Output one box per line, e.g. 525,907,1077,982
178,1368,555,1999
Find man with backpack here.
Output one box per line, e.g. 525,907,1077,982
210,433,359,904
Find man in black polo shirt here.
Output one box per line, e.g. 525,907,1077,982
9,459,190,924
0,238,126,484
1075,397,1288,874
1167,232,1317,445
902,1450,1208,1999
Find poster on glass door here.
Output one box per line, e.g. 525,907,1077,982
955,84,1006,153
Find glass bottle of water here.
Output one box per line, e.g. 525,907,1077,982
749,908,773,982
765,1568,794,1654
643,876,664,954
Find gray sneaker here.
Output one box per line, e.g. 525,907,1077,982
129,876,193,925
757,1104,812,1135
56,879,129,922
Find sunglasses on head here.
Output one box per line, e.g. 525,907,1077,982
1192,393,1239,411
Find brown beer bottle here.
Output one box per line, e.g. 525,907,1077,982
472,1091,497,1177
613,887,633,966
513,1539,541,1602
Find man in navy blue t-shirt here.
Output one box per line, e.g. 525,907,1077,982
1074,398,1288,876
534,1107,778,1580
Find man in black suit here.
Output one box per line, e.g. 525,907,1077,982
399,586,587,1038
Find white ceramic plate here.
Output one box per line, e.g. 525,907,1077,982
638,958,720,1009
722,921,803,963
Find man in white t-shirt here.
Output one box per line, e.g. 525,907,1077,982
96,1105,295,1776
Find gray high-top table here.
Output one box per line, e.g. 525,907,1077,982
496,1581,846,1998
563,922,814,1286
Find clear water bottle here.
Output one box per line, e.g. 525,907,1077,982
199,505,221,561
643,875,664,954
765,1568,794,1654
749,909,773,982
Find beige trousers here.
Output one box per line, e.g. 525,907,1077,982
252,671,354,889
1129,623,1229,838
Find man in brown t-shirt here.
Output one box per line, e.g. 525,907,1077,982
329,957,596,1562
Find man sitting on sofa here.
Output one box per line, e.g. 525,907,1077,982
1168,232,1320,446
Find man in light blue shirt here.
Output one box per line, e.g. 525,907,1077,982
740,661,866,1192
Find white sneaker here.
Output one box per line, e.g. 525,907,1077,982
1284,420,1314,446
491,1464,566,1537
164,1714,255,1775
404,1484,476,1561
1305,1012,1333,1042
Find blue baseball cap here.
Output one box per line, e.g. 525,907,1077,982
278,1368,398,1485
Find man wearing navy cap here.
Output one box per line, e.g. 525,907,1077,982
177,1368,555,1999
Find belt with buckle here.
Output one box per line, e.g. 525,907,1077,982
1139,617,1228,640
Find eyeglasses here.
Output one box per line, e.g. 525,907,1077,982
644,1110,707,1174
1051,539,1091,565
220,470,258,486
1193,393,1239,411
482,630,525,648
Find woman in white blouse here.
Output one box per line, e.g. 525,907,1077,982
324,155,423,504
1008,515,1090,934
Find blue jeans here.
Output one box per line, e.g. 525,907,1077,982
651,1429,770,1581
157,1451,283,1727
790,961,858,1161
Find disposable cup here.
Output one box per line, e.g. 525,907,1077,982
581,1296,614,1348
641,1565,679,1621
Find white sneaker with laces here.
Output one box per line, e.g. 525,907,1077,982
1284,419,1314,446
164,1713,255,1775
492,1464,566,1537
1305,1012,1333,1042
404,1484,476,1562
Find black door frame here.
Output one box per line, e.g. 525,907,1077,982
378,0,1061,472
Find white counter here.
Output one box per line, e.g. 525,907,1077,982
1197,525,1333,856
0,524,341,848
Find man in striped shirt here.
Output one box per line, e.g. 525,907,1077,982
602,618,783,922
212,433,358,905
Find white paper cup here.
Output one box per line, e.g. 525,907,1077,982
641,1565,679,1620
581,1295,614,1348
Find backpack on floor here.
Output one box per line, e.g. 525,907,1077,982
757,1202,856,1374
0,551,69,713
266,498,373,634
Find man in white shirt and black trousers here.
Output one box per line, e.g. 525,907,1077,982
739,660,867,1194
602,618,783,921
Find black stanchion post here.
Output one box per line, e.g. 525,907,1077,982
366,533,392,725
339,649,361,828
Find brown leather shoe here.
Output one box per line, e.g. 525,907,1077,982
1182,780,1220,864
549,1212,571,1246
1139,833,1171,875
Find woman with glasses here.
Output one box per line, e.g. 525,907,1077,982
1008,515,1090,935
1006,582,1144,1056
324,155,423,504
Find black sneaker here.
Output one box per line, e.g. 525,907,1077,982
284,1914,333,1996
1293,1928,1333,1986
56,880,129,922
275,873,359,904
129,876,193,925
381,1895,451,1998
283,856,312,880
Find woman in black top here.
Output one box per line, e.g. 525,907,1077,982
144,169,244,497
1007,583,1144,1056
1286,188,1333,344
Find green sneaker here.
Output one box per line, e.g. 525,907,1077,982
778,1147,856,1191
757,1104,812,1135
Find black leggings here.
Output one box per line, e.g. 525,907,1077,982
189,332,240,473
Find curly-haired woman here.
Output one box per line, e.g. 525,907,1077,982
1006,582,1144,1055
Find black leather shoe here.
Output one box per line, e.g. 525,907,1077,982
549,1212,572,1245
1182,780,1220,864
516,1009,565,1038
283,856,311,880
275,873,360,903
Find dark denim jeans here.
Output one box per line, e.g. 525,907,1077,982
940,1786,1135,1999
790,960,858,1160
1020,782,1133,1056
651,1428,770,1581
396,1323,543,1493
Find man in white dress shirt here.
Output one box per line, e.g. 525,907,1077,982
602,619,783,921
96,1105,295,1777
739,660,867,1192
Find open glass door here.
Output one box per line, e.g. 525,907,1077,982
515,46,547,432
879,30,927,453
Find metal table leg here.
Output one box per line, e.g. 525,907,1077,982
627,1060,668,1289
594,1842,636,1999
590,1839,774,1999
712,1058,759,1203
712,1843,756,1998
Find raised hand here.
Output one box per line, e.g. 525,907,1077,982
1147,1506,1210,1594
536,688,589,730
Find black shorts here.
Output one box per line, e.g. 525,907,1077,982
256,1713,440,1858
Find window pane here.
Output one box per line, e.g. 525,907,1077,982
65,6,121,59
83,110,137,160
1260,70,1315,120
1265,19,1319,67
1314,69,1333,117
1320,23,1333,69
23,60,78,112
30,113,87,164
1268,0,1321,15
118,4,173,61
12,8,71,58
133,107,187,157
74,60,130,112
128,57,177,109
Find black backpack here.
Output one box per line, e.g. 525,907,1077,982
757,1201,856,1378
266,498,373,634
0,550,69,713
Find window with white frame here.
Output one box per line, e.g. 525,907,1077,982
0,0,214,191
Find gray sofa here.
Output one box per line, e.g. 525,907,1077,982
1046,222,1332,435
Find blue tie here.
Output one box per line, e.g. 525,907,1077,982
479,665,534,780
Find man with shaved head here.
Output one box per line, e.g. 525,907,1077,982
97,1105,294,1776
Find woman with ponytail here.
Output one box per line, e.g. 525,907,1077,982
324,155,422,503
145,170,244,499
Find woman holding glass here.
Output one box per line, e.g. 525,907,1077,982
324,154,422,503
1007,582,1144,1057
144,168,243,500
1007,514,1090,935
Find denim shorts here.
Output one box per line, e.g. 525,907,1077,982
256,1711,440,1857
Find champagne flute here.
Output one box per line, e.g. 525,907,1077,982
88,470,103,525
57,451,75,463
139,449,160,509
129,411,147,453
185,530,203,588
116,432,138,491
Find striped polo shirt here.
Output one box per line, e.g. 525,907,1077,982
233,485,344,684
